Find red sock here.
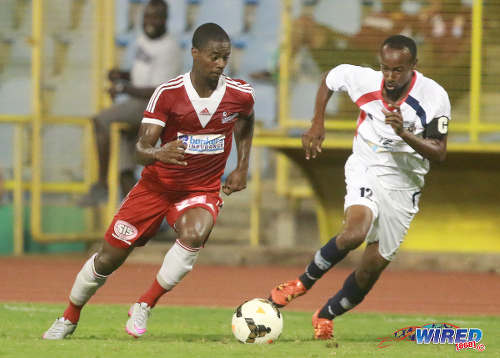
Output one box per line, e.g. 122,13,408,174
63,301,83,324
138,278,168,308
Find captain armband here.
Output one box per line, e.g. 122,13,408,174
423,116,449,139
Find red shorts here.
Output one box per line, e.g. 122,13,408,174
105,179,223,248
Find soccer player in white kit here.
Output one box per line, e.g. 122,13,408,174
269,35,450,340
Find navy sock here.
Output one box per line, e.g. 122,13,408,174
318,271,368,320
299,236,349,289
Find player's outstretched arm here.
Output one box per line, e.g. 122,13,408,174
222,111,255,196
303,73,332,160
384,106,448,162
135,123,187,166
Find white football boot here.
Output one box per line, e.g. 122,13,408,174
42,317,77,340
125,302,151,338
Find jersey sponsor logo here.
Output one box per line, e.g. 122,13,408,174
178,133,225,154
222,111,238,124
112,220,138,245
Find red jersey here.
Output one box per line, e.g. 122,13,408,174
141,72,255,192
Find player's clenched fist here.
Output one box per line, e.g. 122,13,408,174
302,123,325,160
222,167,248,195
154,139,187,166
383,105,404,136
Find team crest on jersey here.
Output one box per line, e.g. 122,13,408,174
222,111,238,124
112,220,138,245
178,132,225,154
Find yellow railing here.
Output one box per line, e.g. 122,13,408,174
13,123,24,256
30,0,44,245
275,0,293,196
470,0,483,143
249,143,261,247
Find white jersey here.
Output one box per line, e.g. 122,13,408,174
131,33,182,88
326,64,451,190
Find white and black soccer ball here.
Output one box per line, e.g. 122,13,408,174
231,298,283,344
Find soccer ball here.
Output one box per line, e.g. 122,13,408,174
231,298,283,344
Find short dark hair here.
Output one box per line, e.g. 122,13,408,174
192,23,230,50
147,0,168,17
381,35,417,63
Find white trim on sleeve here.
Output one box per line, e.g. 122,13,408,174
141,118,165,127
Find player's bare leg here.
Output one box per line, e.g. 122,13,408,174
43,241,133,339
270,205,372,307
94,240,135,275
354,241,390,291
127,207,214,338
313,242,389,339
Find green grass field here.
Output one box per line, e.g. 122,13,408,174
0,303,498,358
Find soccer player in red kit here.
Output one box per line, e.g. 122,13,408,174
43,23,255,340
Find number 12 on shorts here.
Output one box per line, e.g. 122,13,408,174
360,187,373,198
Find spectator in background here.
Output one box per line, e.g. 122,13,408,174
79,0,182,206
